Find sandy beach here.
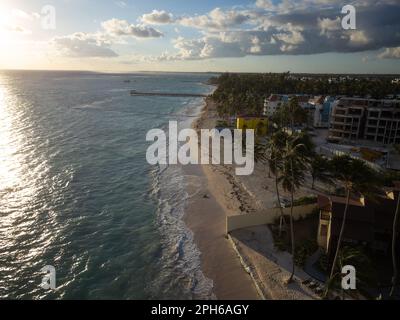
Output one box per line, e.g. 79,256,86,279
182,98,260,299
184,97,319,300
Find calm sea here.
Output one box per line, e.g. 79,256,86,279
0,70,215,299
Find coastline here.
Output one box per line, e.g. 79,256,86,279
182,97,260,299
184,96,319,300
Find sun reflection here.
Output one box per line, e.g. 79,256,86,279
0,80,21,193
0,74,39,234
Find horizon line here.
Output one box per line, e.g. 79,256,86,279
1,68,400,76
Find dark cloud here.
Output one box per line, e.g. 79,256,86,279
161,2,400,60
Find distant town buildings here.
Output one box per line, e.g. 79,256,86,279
266,94,337,129
265,94,312,117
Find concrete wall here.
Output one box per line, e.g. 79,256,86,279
226,204,317,233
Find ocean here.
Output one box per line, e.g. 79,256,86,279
0,70,215,299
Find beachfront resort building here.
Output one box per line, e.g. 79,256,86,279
316,186,400,259
266,94,331,128
236,115,268,135
265,94,288,116
309,96,336,128
328,97,400,145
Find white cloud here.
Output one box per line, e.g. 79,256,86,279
349,30,370,46
179,7,250,30
318,17,341,36
12,8,40,21
378,47,400,59
52,32,118,58
274,24,304,45
101,18,163,38
141,10,174,24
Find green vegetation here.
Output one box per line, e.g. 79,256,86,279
310,154,333,189
294,240,318,267
215,120,230,127
271,97,308,129
326,155,382,295
292,196,317,206
382,170,400,187
321,246,376,299
211,73,400,117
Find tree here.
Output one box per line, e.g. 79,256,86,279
254,131,288,235
326,155,381,294
389,181,400,298
324,246,371,299
310,154,333,189
280,133,309,283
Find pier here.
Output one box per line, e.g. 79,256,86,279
130,90,207,98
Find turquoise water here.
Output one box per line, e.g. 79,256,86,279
0,71,215,299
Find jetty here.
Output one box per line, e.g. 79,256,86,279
130,90,207,98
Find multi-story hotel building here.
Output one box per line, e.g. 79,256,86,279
328,98,400,144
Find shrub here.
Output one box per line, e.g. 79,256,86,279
293,196,317,206
294,239,318,267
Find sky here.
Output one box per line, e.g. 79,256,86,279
0,0,400,73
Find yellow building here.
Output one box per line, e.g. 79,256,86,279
236,115,268,136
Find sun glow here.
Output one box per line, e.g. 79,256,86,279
0,3,36,68
0,4,18,49
0,81,20,192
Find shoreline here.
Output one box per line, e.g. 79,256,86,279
184,95,319,300
183,97,261,300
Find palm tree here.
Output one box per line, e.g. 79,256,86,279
310,154,332,190
280,133,308,283
389,181,400,298
327,155,380,292
288,97,308,129
325,246,370,299
254,131,287,235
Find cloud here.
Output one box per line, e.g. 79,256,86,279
49,0,400,63
52,32,118,58
349,30,369,46
101,18,163,38
275,24,304,46
51,16,165,58
2,24,32,35
12,8,40,21
318,17,341,36
179,8,251,30
141,10,175,24
157,1,400,61
378,47,400,59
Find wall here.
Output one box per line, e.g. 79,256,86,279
226,204,317,233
